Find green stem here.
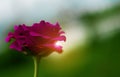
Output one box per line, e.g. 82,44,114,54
33,56,40,77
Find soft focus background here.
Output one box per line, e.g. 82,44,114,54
0,0,120,77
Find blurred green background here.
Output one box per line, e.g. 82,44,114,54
0,0,120,77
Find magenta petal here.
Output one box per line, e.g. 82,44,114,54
40,20,45,25
5,32,14,42
6,36,10,42
5,37,10,42
43,43,62,53
59,31,65,34
30,31,41,36
54,46,62,53
55,22,61,30
42,43,53,47
14,25,18,30
10,41,22,51
30,32,50,38
53,36,66,41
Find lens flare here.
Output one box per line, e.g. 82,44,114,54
55,41,64,47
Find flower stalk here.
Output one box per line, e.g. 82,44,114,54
33,56,40,77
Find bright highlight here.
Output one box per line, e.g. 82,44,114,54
55,41,64,47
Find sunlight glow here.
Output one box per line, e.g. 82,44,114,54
55,41,64,47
